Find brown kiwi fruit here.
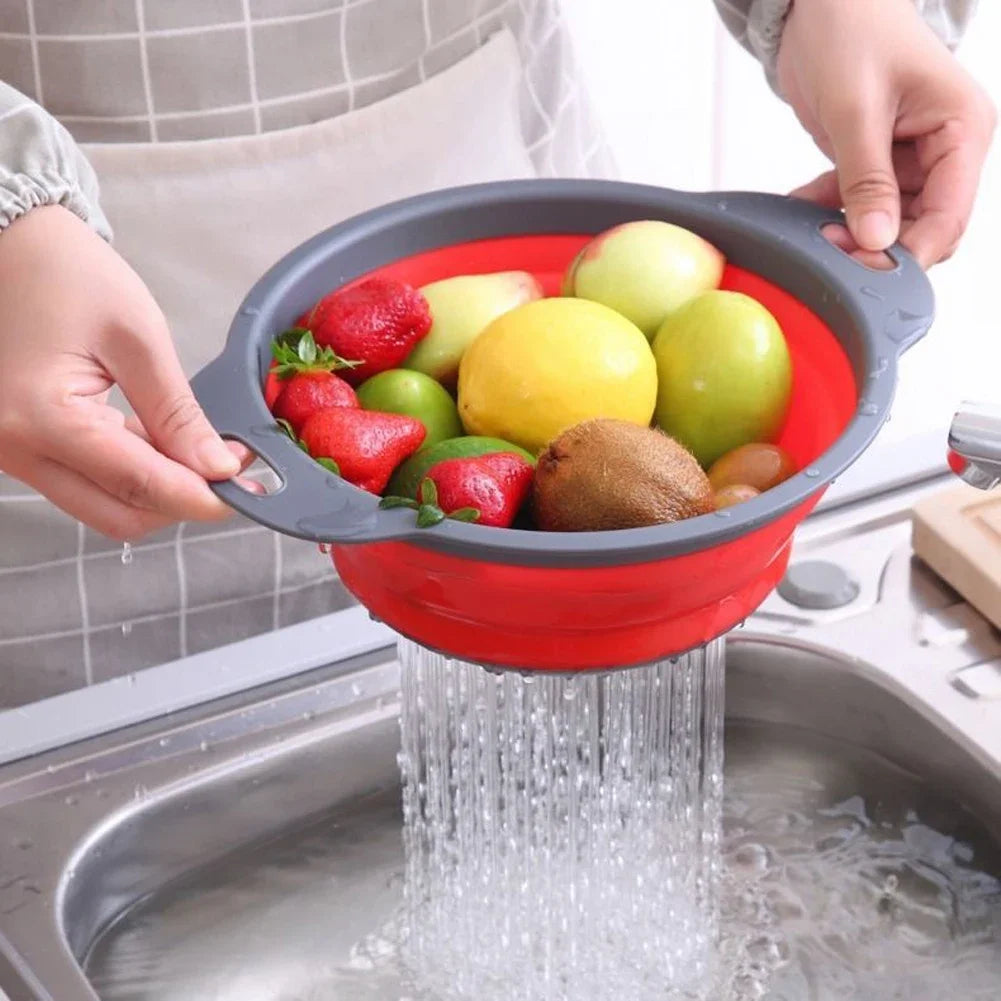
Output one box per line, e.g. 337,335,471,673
533,418,715,532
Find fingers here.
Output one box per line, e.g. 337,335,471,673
901,117,992,268
13,456,176,542
38,398,235,524
826,106,901,252
124,414,256,470
791,170,842,209
820,224,895,271
102,314,240,482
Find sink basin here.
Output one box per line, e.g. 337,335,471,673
1,474,1000,1000
0,634,999,1000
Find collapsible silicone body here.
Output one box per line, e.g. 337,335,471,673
192,180,934,670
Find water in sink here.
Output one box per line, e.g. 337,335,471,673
85,712,1001,1000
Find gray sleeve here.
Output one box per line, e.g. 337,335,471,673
0,81,111,240
714,0,978,93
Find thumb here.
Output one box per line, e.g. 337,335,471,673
104,319,240,481
830,112,901,252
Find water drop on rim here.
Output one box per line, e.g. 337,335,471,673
120,541,133,565
120,621,133,636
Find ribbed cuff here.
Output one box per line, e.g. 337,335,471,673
0,93,112,241
0,166,112,240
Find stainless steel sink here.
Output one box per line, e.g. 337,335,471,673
2,456,1000,1000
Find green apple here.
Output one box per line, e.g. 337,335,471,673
356,369,462,449
404,271,543,389
652,291,792,468
565,220,725,339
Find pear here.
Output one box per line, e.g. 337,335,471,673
564,220,725,340
404,271,542,389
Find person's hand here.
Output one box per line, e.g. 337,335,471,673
778,0,996,268
0,205,246,540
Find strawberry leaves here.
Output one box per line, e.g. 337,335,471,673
271,328,361,379
379,477,481,529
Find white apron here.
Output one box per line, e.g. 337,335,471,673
0,29,607,706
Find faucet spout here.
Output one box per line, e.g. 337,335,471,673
948,401,1001,490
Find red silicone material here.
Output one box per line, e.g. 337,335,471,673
326,233,857,671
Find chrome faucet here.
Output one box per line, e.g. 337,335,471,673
948,401,1001,490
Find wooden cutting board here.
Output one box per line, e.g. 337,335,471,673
913,484,1001,629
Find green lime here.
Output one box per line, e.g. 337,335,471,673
386,435,536,499
356,369,462,449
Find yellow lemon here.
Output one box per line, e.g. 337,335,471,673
457,298,657,455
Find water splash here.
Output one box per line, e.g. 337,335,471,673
397,638,727,1001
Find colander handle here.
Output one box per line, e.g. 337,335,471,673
189,357,426,544
696,191,934,354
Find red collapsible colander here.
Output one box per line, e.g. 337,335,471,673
191,180,934,671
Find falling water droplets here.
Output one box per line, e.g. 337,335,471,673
121,621,133,637
397,637,728,1001
120,541,133,565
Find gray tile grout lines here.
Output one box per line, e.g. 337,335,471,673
271,530,282,632
240,0,264,134
23,0,43,104
75,522,93,685
0,575,339,648
175,523,188,659
0,525,267,576
339,0,355,113
134,0,158,141
0,0,396,44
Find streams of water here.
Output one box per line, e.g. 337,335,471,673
397,637,736,1001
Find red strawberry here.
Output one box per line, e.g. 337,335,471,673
264,366,284,410
384,453,534,529
300,407,425,495
297,277,432,385
266,329,360,434
274,373,358,436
